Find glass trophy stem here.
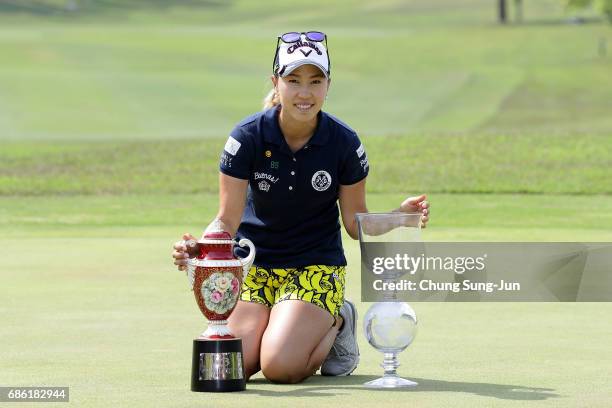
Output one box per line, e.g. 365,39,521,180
363,352,418,388
382,352,400,376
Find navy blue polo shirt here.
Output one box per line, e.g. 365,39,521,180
219,105,369,268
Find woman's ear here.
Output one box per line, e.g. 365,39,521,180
271,75,278,89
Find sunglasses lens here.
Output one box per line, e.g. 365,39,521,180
306,31,325,42
281,32,301,43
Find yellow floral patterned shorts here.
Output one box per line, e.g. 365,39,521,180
240,265,346,317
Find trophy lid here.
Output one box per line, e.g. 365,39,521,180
199,230,232,242
198,220,234,245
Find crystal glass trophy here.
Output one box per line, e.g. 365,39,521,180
356,212,422,388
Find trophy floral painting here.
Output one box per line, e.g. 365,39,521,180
201,272,241,315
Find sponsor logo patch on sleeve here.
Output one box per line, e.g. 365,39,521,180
356,143,365,158
220,152,233,168
224,136,242,156
360,156,369,172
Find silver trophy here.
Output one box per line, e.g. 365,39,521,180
356,212,422,388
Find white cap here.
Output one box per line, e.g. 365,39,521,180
274,35,330,78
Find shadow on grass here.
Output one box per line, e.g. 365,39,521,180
246,375,558,401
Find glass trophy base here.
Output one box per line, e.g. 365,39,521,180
364,375,418,388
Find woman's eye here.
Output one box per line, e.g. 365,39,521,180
311,80,321,85
289,79,299,84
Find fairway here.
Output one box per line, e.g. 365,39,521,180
1,1,611,140
1,0,612,407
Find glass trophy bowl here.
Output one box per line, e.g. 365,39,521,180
356,212,422,388
363,302,418,388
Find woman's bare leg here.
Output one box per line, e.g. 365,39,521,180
259,300,342,383
227,300,270,379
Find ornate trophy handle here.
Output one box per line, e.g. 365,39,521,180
181,239,198,290
237,238,256,278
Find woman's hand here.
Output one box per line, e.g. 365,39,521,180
172,232,195,271
398,194,430,228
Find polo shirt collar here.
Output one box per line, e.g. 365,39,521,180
263,105,329,147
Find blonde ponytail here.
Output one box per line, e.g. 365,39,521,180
263,87,280,110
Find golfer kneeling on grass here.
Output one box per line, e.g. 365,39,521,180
172,31,430,384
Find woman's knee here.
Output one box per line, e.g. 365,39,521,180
260,346,313,383
260,359,310,384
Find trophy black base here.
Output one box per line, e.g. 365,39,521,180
191,337,246,392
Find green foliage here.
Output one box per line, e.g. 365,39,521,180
566,0,593,8
603,0,612,19
566,0,612,22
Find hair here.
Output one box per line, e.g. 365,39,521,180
263,84,280,110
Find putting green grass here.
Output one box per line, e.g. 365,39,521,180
1,193,612,408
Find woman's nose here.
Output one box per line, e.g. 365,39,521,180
297,86,311,98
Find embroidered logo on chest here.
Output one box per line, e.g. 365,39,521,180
254,172,279,183
258,180,270,192
311,170,332,192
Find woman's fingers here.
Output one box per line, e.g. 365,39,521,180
420,201,430,223
174,258,189,266
173,253,189,263
172,250,189,259
409,194,426,204
173,233,194,251
173,234,193,272
420,212,429,229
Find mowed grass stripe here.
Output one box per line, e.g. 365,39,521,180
414,69,524,133
0,5,611,140
479,65,612,134
1,134,610,195
2,193,612,233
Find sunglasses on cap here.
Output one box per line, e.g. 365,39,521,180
272,31,330,76
280,31,326,43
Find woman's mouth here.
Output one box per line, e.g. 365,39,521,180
294,103,314,113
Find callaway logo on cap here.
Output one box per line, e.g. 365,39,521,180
274,31,330,78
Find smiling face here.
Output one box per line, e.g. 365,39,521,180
272,64,330,125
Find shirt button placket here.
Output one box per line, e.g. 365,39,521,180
289,156,297,194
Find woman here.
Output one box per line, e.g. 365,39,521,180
172,31,430,384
